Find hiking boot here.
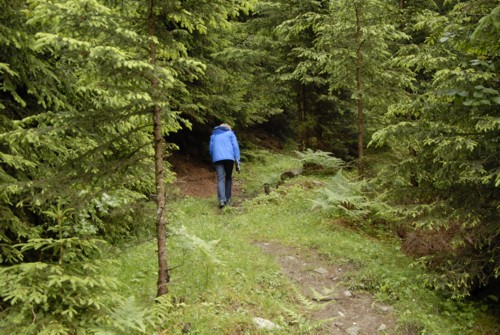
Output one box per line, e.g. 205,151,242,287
218,200,225,209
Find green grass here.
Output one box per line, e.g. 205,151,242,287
110,149,498,334
240,149,301,196
110,195,296,334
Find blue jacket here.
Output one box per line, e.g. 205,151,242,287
209,126,240,163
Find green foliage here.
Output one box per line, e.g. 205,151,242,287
0,0,161,269
185,2,286,127
0,202,119,333
0,237,122,334
315,0,413,98
1,0,258,332
297,150,392,231
236,151,497,333
109,198,294,334
240,149,302,195
295,149,347,175
370,0,500,298
171,225,224,266
236,0,359,156
311,0,414,161
312,172,391,229
281,301,333,333
2,0,500,331
0,201,174,334
91,295,179,335
94,297,151,334
83,149,498,334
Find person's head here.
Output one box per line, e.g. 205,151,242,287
220,123,232,130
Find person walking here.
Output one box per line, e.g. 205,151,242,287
209,123,241,208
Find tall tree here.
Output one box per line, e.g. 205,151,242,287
147,0,171,297
272,0,326,150
1,0,164,332
1,0,256,330
371,0,500,297
234,0,357,158
1,0,155,262
314,0,412,177
101,0,255,296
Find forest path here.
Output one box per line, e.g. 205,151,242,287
172,155,400,335
255,241,397,334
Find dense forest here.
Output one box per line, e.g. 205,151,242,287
1,0,499,334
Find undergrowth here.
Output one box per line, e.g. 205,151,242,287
109,149,498,334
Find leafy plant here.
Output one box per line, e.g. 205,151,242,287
295,149,347,175
312,172,391,229
0,203,124,334
280,306,332,333
91,295,181,335
370,0,500,298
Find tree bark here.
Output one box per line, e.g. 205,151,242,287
355,2,365,179
148,0,169,297
296,81,306,151
409,146,418,187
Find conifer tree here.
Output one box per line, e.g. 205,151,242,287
1,0,256,330
1,0,162,332
122,0,254,296
314,0,412,177
272,0,331,151
371,0,500,297
232,0,357,157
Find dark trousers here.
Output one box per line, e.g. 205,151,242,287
213,160,234,202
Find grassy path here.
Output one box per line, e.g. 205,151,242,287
113,151,498,334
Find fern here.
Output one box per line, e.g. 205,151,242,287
312,172,391,226
309,286,336,303
92,297,150,334
291,286,330,311
281,306,334,333
89,293,182,334
295,149,347,175
172,225,224,266
275,286,335,332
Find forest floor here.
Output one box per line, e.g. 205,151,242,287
172,155,400,335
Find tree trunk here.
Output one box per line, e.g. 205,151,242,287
409,146,418,187
355,2,365,179
148,0,169,297
296,82,306,151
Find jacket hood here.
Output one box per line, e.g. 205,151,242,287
212,126,231,136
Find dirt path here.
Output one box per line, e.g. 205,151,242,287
171,154,217,198
172,154,242,200
172,156,398,334
256,242,398,335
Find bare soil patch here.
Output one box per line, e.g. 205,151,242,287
171,154,215,198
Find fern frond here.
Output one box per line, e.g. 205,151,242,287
292,286,329,311
281,304,335,332
172,225,224,266
313,172,392,225
310,286,336,303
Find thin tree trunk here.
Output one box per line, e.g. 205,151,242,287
296,82,306,151
355,2,365,179
409,146,418,187
148,0,169,297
